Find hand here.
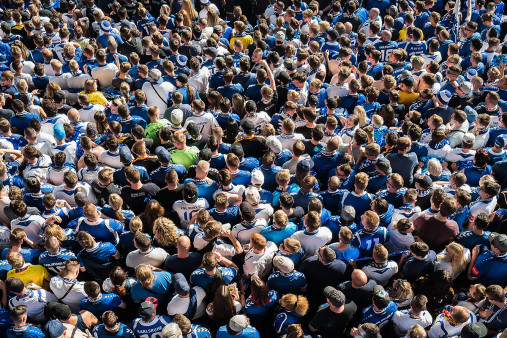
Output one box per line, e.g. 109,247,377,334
349,259,357,268
113,54,119,61
483,308,493,317
22,234,28,242
83,64,88,74
472,245,481,258
26,282,41,290
214,252,223,262
0,280,5,290
220,229,231,238
238,278,247,292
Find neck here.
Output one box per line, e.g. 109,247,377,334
434,213,448,221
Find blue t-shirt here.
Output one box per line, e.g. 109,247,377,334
6,325,44,338
77,242,117,268
469,249,507,284
260,223,297,246
209,205,241,225
1,248,40,264
456,230,491,250
274,310,302,334
74,217,123,245
360,301,398,328
216,325,260,338
131,271,173,304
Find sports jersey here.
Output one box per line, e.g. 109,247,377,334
150,163,187,186
7,264,50,289
231,170,252,186
341,191,375,217
170,147,199,170
190,267,237,289
53,182,98,207
267,270,307,294
428,311,476,338
182,324,211,338
360,301,398,328
80,293,123,317
351,227,390,258
290,228,332,258
209,205,241,225
184,178,218,206
184,112,218,137
392,309,433,336
376,188,407,208
260,223,298,246
244,112,271,135
456,230,491,250
230,215,265,242
469,248,507,284
373,41,398,63
361,261,398,286
9,289,57,322
6,325,44,338
38,247,76,275
469,197,497,223
132,315,172,338
273,309,302,334
92,323,135,338
50,276,86,313
173,198,210,227
1,248,40,264
243,289,279,320
10,215,45,245
74,217,123,245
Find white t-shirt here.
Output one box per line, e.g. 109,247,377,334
232,219,267,245
91,63,118,90
8,289,57,322
244,112,271,135
11,215,45,244
392,309,433,337
362,261,399,286
126,248,169,268
184,112,219,137
79,104,105,123
50,276,87,313
291,227,332,258
142,81,175,115
167,286,206,319
243,241,277,278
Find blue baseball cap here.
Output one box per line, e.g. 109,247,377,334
155,146,171,163
53,123,65,140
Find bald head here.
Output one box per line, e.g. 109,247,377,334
381,30,392,42
177,236,191,251
351,269,368,288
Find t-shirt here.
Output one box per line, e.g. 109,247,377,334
80,293,123,317
6,264,49,289
385,152,418,186
414,215,459,251
131,271,173,304
310,301,357,337
120,183,160,214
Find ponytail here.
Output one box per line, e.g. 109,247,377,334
186,83,195,103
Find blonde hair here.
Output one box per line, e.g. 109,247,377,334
153,217,180,247
129,216,143,232
136,264,154,288
181,0,198,20
44,224,67,242
354,107,367,127
108,194,125,221
438,242,468,277
427,158,443,177
281,294,309,316
6,251,24,269
389,280,413,304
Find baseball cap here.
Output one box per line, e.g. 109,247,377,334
284,59,297,71
460,322,488,338
100,20,112,32
376,157,390,173
199,148,212,162
44,302,72,320
186,121,199,138
200,0,211,6
213,25,223,34
204,47,218,58
155,146,171,163
466,68,478,81
173,273,190,295
240,119,255,134
86,122,98,138
54,123,65,140
462,132,476,144
171,109,184,125
266,136,282,154
74,188,89,206
230,143,244,159
273,255,294,274
414,175,432,190
327,29,339,40
437,90,452,105
460,81,473,95
324,286,346,307
495,135,505,148
297,159,314,172
251,170,264,186
176,73,188,84
175,55,188,68
44,320,66,338
341,205,356,222
276,70,292,83
245,100,257,112
401,76,415,87
119,146,133,164
372,285,390,308
189,44,202,57
489,232,507,252
245,186,261,205
139,297,158,319
183,182,199,203
54,90,66,103
240,202,256,220
275,31,285,42
148,68,162,81
228,315,250,333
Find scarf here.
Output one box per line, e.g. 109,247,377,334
442,309,461,327
428,139,450,150
475,126,490,135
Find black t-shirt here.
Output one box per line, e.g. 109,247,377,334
154,184,184,213
237,137,268,159
164,252,203,280
295,125,314,140
91,180,122,207
299,257,347,298
310,301,357,338
337,279,377,311
120,183,160,214
287,206,305,225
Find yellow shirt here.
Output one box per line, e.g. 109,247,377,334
7,264,50,289
79,91,107,105
230,35,253,51
399,91,419,108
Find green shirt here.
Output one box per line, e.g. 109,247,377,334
169,147,199,169
145,120,170,143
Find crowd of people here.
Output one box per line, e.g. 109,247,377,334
2,0,507,336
